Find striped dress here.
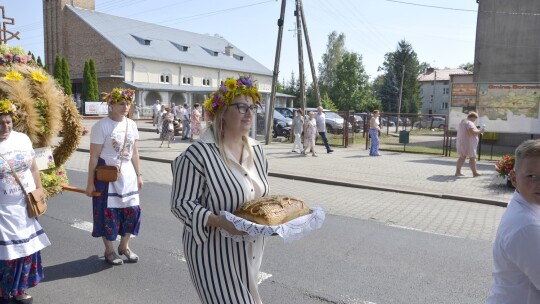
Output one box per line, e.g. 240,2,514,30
171,130,269,304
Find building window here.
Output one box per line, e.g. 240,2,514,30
160,74,171,84
443,88,450,94
182,76,192,85
444,81,449,85
442,102,448,109
202,78,211,86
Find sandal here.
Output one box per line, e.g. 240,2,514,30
118,247,139,263
104,251,123,265
13,293,33,304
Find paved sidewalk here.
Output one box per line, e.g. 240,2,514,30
76,118,514,206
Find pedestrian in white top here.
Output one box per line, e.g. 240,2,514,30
291,109,304,153
181,103,191,140
487,139,540,304
151,100,161,127
314,106,334,153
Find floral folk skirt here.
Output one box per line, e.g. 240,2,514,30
0,252,43,299
92,158,142,241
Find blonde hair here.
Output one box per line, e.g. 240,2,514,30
373,110,379,114
209,104,254,168
467,111,478,118
514,139,540,172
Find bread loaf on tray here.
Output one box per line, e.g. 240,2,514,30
234,195,309,226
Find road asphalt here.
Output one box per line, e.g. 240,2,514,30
75,118,514,207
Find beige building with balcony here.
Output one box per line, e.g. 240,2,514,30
43,0,292,113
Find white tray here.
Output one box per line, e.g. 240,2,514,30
220,207,325,242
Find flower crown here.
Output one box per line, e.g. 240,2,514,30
204,76,261,117
102,88,135,105
0,99,17,115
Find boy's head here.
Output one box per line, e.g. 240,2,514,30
510,139,540,205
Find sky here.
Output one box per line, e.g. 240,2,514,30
4,0,478,82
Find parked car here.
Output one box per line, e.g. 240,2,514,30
380,117,395,127
388,116,412,126
275,107,295,119
346,114,363,133
302,108,352,134
256,109,292,138
413,117,446,129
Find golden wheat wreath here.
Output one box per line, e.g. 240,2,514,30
0,58,83,198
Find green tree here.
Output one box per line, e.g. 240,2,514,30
320,92,337,111
459,62,474,72
88,59,99,100
36,56,44,68
330,51,375,111
61,57,72,95
53,54,62,84
377,40,421,114
82,60,91,101
318,31,346,96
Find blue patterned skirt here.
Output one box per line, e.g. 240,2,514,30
0,252,43,299
92,158,141,241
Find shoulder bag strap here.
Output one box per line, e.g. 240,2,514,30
117,119,130,171
0,153,28,195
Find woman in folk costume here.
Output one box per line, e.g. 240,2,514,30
85,88,143,265
171,76,269,303
0,100,50,304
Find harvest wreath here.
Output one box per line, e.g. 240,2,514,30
0,45,84,197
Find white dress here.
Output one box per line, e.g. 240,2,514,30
90,117,140,208
171,130,269,304
0,131,51,260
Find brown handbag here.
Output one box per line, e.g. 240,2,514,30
26,187,47,218
0,154,47,218
95,165,120,182
95,121,129,182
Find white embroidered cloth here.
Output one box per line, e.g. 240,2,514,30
219,207,325,242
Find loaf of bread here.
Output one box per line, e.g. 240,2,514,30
234,195,310,226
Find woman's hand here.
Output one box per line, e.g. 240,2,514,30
85,184,96,197
137,175,144,190
207,214,246,236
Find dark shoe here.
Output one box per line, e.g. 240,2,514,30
105,251,123,265
0,297,11,304
327,149,334,153
118,247,139,263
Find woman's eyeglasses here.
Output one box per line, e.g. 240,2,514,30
229,103,258,114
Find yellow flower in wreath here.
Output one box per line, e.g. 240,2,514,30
4,70,23,81
31,71,48,83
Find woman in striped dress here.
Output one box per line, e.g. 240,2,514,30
171,77,269,304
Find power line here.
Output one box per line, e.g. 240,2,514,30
385,0,540,16
384,0,476,12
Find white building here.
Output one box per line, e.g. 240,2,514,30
418,68,472,115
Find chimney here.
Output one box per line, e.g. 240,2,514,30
225,45,233,56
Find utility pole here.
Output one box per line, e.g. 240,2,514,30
396,64,405,133
265,0,287,145
295,0,306,114
299,0,321,108
430,69,437,129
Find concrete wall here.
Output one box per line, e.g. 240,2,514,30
474,0,540,82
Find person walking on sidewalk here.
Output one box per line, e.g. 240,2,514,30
181,103,191,140
487,139,540,304
151,100,161,127
303,111,318,157
315,106,334,153
171,76,269,304
86,88,143,266
190,103,202,142
156,106,166,135
159,107,175,148
369,110,382,156
291,108,304,153
455,112,484,177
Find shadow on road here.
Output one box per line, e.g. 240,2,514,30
43,255,110,282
